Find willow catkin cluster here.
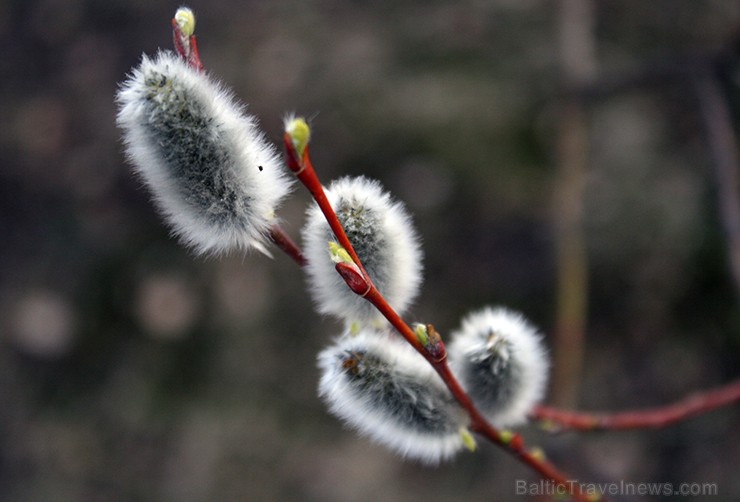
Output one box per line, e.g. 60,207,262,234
318,330,468,464
448,307,549,428
302,176,422,328
116,14,552,464
116,51,291,255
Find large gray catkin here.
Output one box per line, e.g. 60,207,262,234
116,51,292,255
317,330,468,464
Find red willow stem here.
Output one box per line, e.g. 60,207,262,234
172,17,204,72
282,137,374,283
531,379,740,432
269,224,307,267
365,285,587,498
283,136,594,502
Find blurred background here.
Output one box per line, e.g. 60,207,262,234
1,0,739,500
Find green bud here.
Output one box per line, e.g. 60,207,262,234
285,117,310,158
175,7,196,37
529,446,546,461
414,323,429,346
460,428,477,452
499,430,515,445
328,241,353,264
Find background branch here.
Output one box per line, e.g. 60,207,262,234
531,379,740,432
550,0,597,408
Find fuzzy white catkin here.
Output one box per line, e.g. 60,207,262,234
447,307,549,428
116,51,292,255
302,176,423,327
317,330,467,464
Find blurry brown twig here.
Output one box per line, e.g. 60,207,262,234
556,34,740,300
550,0,596,409
694,72,740,299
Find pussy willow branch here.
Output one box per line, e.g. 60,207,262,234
531,379,740,432
282,138,593,502
156,12,735,501
279,133,740,498
362,284,584,498
269,153,740,435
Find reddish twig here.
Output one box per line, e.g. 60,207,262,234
531,379,740,432
282,137,374,284
269,224,307,267
284,133,595,502
549,0,597,409
172,16,204,72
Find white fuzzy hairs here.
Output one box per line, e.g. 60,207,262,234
318,330,468,464
448,307,549,428
116,51,292,255
302,176,423,327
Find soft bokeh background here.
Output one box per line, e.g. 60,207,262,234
1,0,739,500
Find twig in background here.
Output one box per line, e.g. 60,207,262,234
550,0,597,408
694,72,740,300
532,379,740,432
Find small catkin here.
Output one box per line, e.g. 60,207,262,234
116,51,292,255
302,176,423,327
447,307,549,428
317,330,467,464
